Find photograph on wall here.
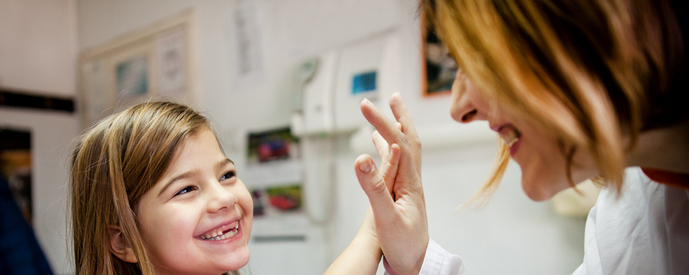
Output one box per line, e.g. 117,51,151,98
246,127,299,165
0,128,33,225
116,54,150,100
250,184,303,217
156,28,187,97
80,10,195,129
422,16,457,96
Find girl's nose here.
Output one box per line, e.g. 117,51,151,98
207,183,238,213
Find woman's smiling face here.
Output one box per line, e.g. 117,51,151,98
450,71,597,201
136,128,253,274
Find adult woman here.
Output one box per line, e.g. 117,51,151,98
353,0,688,274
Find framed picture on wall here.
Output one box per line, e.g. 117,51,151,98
111,45,152,104
79,9,195,128
421,13,458,96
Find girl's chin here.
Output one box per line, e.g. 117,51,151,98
225,249,250,271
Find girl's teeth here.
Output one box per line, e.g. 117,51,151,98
200,225,239,241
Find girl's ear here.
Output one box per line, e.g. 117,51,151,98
109,226,138,263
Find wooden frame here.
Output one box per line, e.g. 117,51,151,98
79,9,196,127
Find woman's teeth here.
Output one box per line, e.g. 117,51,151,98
500,127,521,147
199,224,239,241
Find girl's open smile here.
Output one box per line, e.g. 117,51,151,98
136,128,253,274
197,221,241,241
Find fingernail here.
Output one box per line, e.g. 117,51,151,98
362,98,372,105
359,158,373,173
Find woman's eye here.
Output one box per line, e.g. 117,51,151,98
174,186,197,196
220,171,236,181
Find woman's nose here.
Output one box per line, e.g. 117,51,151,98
206,183,238,213
450,75,487,123
451,99,480,123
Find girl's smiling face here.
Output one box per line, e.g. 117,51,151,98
136,128,253,274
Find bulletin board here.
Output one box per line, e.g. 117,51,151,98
78,9,196,128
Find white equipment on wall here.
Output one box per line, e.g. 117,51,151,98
292,32,400,137
292,31,401,223
245,31,402,275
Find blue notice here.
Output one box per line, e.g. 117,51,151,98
352,71,377,94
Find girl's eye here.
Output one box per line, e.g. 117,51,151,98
174,186,197,196
220,171,236,181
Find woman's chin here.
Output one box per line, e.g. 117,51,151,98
521,177,568,202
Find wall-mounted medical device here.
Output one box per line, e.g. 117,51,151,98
292,32,401,137
290,31,401,224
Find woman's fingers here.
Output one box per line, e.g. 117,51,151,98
360,99,417,176
389,93,422,175
360,99,405,145
389,93,418,139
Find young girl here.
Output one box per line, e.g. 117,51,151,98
71,101,383,275
71,101,253,275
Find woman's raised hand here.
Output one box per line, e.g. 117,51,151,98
354,93,429,275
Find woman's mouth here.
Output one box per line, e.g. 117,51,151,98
498,125,521,147
198,222,239,241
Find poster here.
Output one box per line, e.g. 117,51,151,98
156,28,187,97
116,54,149,99
245,127,303,217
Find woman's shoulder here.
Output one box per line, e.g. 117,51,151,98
582,166,689,274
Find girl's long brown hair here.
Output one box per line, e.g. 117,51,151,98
71,101,222,274
423,0,686,204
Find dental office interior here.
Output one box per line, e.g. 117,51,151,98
0,0,600,274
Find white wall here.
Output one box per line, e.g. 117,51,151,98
75,1,586,274
0,0,77,95
0,0,79,274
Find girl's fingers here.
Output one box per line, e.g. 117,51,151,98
372,130,389,160
372,131,401,197
378,144,401,197
354,154,397,222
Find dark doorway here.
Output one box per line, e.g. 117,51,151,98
0,128,33,224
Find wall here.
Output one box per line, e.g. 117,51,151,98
0,0,77,95
75,0,586,274
0,0,79,274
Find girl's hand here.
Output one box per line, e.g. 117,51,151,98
354,93,428,275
